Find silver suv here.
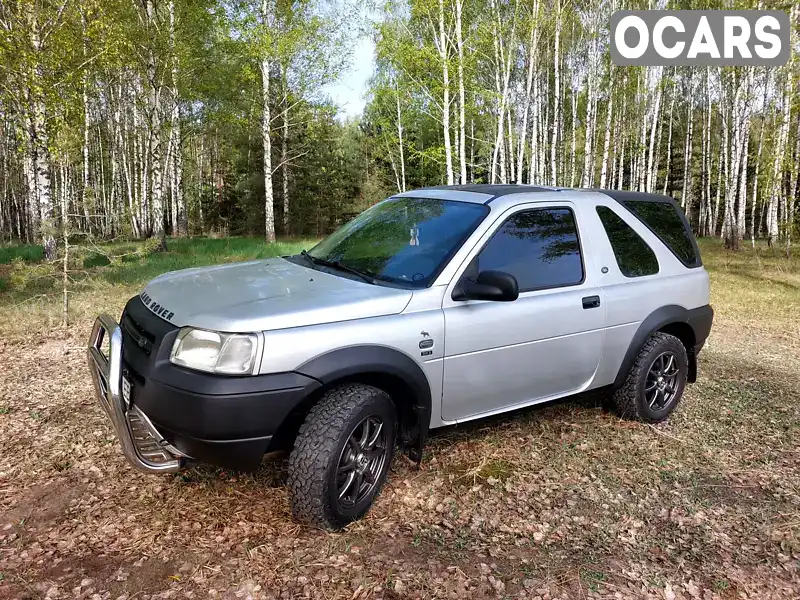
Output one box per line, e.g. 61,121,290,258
88,185,713,530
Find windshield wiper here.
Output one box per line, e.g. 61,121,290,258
299,250,377,285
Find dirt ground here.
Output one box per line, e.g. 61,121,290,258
1,244,799,599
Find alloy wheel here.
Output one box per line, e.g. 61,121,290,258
335,415,388,508
645,351,681,410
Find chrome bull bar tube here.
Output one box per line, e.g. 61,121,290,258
87,315,182,473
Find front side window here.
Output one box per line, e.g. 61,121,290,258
621,200,700,267
596,206,659,277
475,207,584,292
307,196,488,288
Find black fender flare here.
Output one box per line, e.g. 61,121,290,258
297,345,432,462
613,305,693,389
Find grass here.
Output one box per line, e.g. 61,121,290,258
0,243,43,264
1,235,800,598
699,237,800,331
0,235,315,335
91,236,314,285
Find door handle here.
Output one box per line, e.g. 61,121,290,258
582,295,601,309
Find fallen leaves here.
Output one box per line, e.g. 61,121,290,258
1,261,800,598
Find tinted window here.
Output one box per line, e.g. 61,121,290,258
476,208,584,291
597,206,659,277
308,197,488,288
621,201,700,267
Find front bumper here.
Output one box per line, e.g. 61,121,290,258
89,306,324,473
87,315,184,473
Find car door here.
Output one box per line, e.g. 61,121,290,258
441,202,606,422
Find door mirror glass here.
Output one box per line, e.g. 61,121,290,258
453,270,519,302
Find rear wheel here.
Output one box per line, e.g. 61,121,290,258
612,332,688,422
287,383,396,530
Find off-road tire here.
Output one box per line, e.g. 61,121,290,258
612,332,688,422
287,383,396,530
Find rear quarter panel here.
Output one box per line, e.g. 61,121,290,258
582,193,710,387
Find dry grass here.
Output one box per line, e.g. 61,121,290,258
1,238,799,599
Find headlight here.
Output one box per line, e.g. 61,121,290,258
170,328,259,375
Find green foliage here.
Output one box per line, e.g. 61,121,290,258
100,237,314,285
0,237,316,306
82,252,111,269
0,245,44,264
3,258,59,297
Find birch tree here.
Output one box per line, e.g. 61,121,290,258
436,0,453,185
516,0,540,185
454,0,467,184
767,64,792,247
550,2,563,186
260,0,277,242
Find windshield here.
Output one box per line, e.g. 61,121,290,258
307,196,488,288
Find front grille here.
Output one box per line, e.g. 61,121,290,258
119,294,179,381
122,312,155,355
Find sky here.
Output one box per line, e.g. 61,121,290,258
321,32,376,119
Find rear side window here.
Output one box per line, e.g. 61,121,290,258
621,200,700,267
596,207,658,277
476,207,584,291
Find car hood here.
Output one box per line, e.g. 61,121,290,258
139,257,413,332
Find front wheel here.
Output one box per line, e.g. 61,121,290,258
612,332,688,422
287,383,396,530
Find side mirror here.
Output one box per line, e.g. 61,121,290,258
452,270,519,302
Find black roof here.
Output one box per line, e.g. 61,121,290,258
592,189,675,204
415,184,555,198
414,184,676,205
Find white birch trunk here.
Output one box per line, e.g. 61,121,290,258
698,76,708,235
489,0,516,185
617,101,626,189
517,1,540,184
713,141,723,237
749,72,770,243
768,64,792,246
23,113,39,242
581,60,596,188
570,76,578,188
438,0,454,185
599,83,614,189
261,58,275,242
455,0,467,184
541,75,549,183
722,72,745,248
787,112,800,254
529,74,539,184
168,0,184,236
82,20,91,232
282,100,289,233
145,0,165,247
470,119,475,183
637,70,646,191
550,8,561,186
261,0,276,242
384,134,401,193
617,88,627,190
662,76,676,195
396,80,406,192
506,109,515,183
646,67,663,193
736,69,753,242
681,75,694,212
25,6,55,258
